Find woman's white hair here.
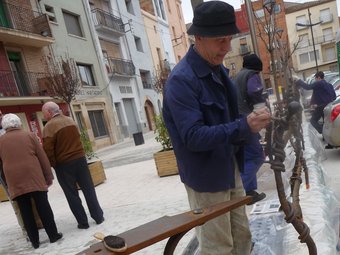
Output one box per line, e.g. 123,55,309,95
2,113,22,130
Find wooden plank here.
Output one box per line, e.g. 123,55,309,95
76,196,252,255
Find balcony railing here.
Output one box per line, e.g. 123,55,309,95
91,8,125,36
105,58,135,76
0,1,52,37
296,33,335,49
0,70,52,97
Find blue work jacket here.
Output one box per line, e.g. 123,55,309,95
297,79,336,107
163,46,253,192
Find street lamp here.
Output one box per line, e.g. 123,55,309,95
296,8,322,72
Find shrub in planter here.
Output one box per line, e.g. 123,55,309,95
79,129,106,186
153,114,178,177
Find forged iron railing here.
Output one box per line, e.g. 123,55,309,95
0,70,52,97
105,57,135,76
0,1,52,37
91,8,125,34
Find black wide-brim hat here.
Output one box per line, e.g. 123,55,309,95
187,1,240,37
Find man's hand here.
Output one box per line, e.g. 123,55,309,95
247,107,271,133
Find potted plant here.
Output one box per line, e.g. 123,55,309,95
153,114,178,177
80,129,106,186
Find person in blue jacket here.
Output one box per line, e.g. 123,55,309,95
295,71,336,134
162,2,271,255
234,54,266,205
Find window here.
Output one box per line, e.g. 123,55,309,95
88,110,108,138
125,0,134,15
309,50,319,62
324,47,336,62
134,36,143,52
254,9,264,18
296,15,307,30
154,0,166,20
299,50,319,64
320,8,332,23
299,52,309,64
45,5,56,22
273,4,280,14
322,27,333,42
63,11,83,37
77,64,95,86
140,70,152,89
299,33,309,48
75,112,84,130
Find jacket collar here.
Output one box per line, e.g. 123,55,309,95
186,44,229,79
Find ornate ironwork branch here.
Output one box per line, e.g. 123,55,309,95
265,78,317,254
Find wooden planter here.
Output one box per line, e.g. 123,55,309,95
154,150,178,177
88,160,106,186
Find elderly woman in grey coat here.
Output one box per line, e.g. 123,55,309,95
0,113,62,249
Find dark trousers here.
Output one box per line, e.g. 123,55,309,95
310,105,325,134
15,191,59,245
55,157,103,225
240,134,265,192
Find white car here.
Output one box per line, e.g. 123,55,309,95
323,96,340,147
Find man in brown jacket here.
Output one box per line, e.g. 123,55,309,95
42,102,104,229
0,113,62,249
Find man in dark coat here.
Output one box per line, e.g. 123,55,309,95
295,71,336,133
234,54,266,205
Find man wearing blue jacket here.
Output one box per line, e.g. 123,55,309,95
296,71,336,134
162,2,271,254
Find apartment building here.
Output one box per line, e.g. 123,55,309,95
164,0,189,63
85,0,158,139
140,0,176,71
0,0,66,141
285,0,338,79
37,0,121,150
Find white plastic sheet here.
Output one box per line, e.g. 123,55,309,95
250,123,339,255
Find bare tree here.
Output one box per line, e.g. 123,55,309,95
252,0,301,100
152,60,171,94
42,55,80,119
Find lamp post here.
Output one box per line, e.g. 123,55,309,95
296,8,322,72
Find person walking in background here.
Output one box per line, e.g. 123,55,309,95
295,71,336,134
0,113,62,249
234,54,267,205
41,102,104,230
162,2,271,254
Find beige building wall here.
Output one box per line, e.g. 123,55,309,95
286,0,338,79
224,33,253,79
141,10,165,72
164,0,190,63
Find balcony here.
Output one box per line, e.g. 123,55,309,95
105,58,135,76
91,8,125,37
0,70,53,97
0,1,54,47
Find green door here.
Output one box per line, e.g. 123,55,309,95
0,0,9,28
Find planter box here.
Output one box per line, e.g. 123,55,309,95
88,160,106,186
1,184,43,229
154,150,178,177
